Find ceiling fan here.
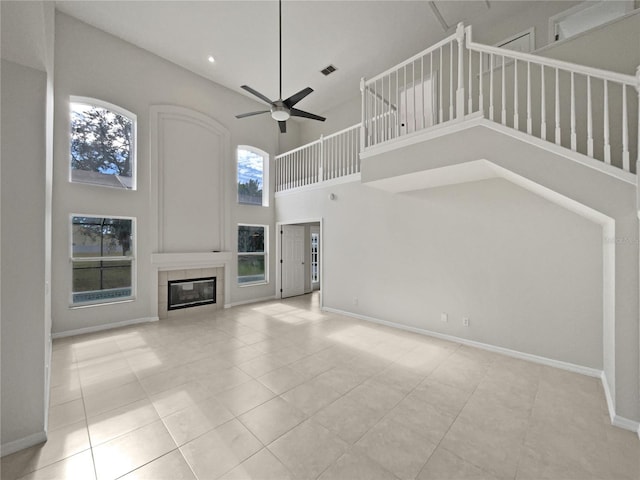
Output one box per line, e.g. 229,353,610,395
235,0,326,133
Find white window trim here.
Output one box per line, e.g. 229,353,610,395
69,96,138,191
69,213,137,307
237,223,269,287
237,145,269,207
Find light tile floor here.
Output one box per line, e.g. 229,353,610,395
2,293,639,480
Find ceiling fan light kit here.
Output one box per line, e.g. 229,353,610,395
235,0,326,133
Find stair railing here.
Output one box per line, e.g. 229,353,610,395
465,25,639,173
361,23,467,150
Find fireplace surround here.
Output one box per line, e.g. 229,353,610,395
151,251,232,320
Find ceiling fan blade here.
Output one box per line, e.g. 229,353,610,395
290,108,326,122
284,87,313,108
278,121,287,133
241,85,274,106
235,110,270,119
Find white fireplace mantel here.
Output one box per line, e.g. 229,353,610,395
151,251,232,270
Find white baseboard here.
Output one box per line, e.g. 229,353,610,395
225,295,279,309
324,307,601,377
601,372,640,435
51,316,158,339
326,307,640,434
44,335,52,433
1,431,47,458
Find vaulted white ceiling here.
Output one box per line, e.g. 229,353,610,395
54,1,545,115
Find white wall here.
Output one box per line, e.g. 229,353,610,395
538,9,640,74
1,0,55,455
298,95,362,146
1,59,48,451
52,12,281,334
277,178,603,369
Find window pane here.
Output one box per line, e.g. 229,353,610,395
238,226,264,253
72,217,132,257
72,260,132,304
238,255,266,284
237,148,264,205
70,102,134,189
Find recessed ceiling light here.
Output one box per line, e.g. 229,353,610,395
207,56,215,63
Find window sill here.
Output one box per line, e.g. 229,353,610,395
237,281,269,288
69,297,135,309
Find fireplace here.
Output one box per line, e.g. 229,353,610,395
168,277,216,310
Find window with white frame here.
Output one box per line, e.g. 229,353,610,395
237,146,268,206
237,224,267,285
71,216,134,305
70,97,137,190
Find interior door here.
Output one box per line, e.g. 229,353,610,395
281,225,305,298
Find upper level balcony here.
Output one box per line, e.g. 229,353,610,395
275,21,639,195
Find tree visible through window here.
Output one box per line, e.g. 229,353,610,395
70,98,136,189
237,147,265,205
238,225,267,285
71,216,134,305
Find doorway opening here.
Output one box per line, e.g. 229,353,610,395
278,220,321,300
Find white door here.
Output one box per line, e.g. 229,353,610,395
281,225,305,298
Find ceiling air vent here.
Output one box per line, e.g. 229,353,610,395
320,65,337,76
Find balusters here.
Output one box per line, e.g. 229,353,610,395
514,59,519,129
430,52,434,126
412,61,417,133
396,70,400,138
501,55,506,126
622,85,629,171
449,41,454,120
526,61,532,134
587,76,593,157
604,79,611,164
421,55,426,129
439,46,444,123
555,68,561,145
541,65,546,141
468,47,473,113
387,73,392,140
570,72,576,151
478,51,484,117
489,53,494,121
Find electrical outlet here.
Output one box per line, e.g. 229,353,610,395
352,297,358,305
463,317,470,327
441,312,448,322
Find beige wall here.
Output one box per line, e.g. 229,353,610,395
276,177,603,369
1,0,55,454
52,12,280,333
1,59,48,450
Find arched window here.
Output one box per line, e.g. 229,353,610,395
237,146,268,206
69,96,137,190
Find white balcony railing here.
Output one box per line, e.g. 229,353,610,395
361,24,467,150
465,26,638,173
275,124,360,192
361,23,639,174
276,23,639,194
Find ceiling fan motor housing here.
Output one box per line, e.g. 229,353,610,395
271,101,291,121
